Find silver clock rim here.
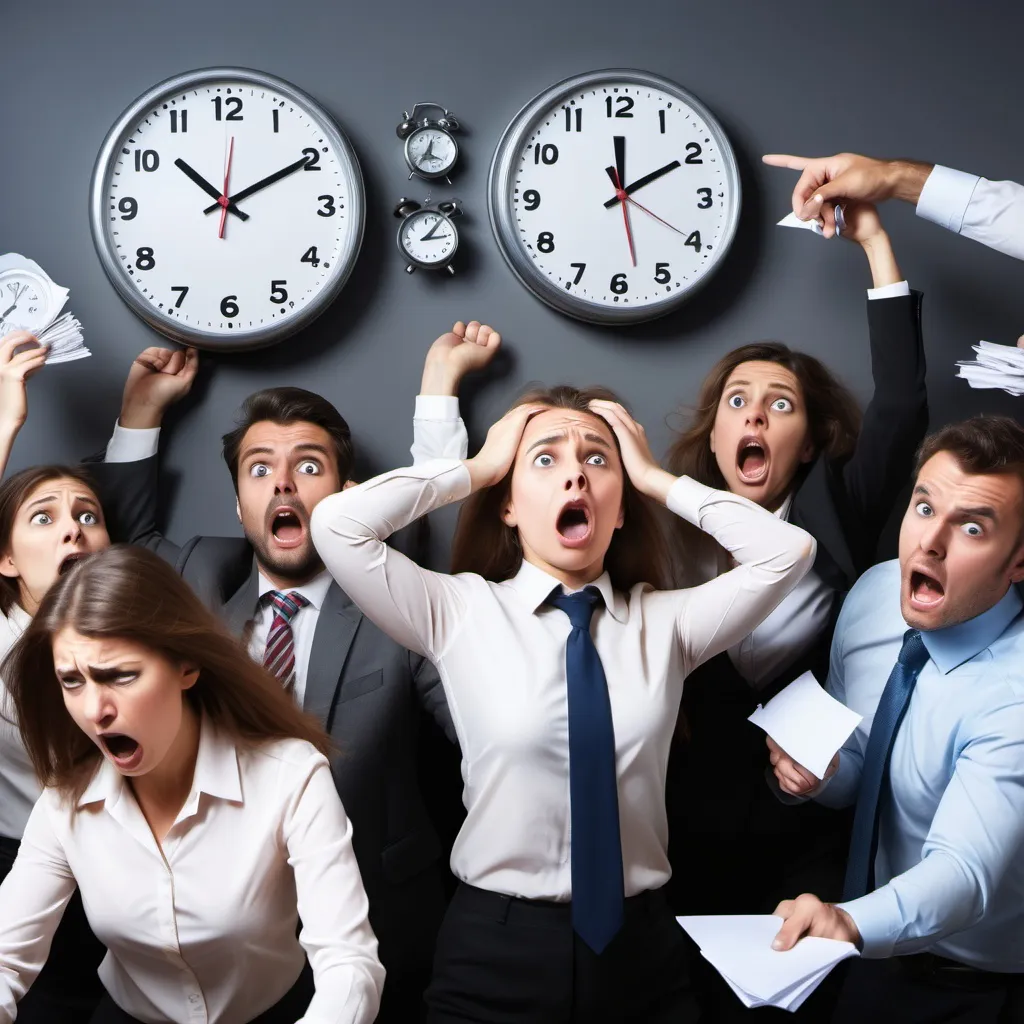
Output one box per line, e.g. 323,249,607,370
487,68,742,326
88,65,366,352
403,128,459,180
396,210,460,270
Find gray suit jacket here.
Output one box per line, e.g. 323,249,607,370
87,456,458,975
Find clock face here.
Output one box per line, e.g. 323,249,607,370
406,127,458,178
90,68,365,350
488,69,741,324
0,270,50,334
399,209,458,267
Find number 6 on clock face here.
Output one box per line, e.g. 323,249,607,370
89,67,365,351
487,69,741,325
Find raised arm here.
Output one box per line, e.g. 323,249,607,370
0,332,49,481
589,400,816,670
0,796,77,1021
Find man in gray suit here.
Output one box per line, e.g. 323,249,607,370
88,322,500,1023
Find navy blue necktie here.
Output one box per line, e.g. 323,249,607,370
843,629,929,901
547,586,624,954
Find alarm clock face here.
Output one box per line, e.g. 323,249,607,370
405,127,458,178
488,69,741,324
399,209,458,268
0,270,51,334
90,67,365,351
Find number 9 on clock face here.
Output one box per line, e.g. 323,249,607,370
488,69,741,325
89,67,365,351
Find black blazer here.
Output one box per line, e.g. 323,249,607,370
87,456,458,977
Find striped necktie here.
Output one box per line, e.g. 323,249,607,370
262,590,309,694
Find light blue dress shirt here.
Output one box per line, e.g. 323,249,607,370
816,559,1024,970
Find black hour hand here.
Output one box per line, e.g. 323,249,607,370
174,159,249,220
420,219,448,241
604,160,682,208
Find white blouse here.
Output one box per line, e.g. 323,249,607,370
0,604,38,840
0,719,383,1024
310,459,815,901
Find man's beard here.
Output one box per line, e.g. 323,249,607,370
245,529,324,585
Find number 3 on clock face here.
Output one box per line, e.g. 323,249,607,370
90,67,365,351
488,69,741,325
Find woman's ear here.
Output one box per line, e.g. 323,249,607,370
709,427,716,455
799,436,816,464
179,662,201,691
501,502,518,528
0,552,19,580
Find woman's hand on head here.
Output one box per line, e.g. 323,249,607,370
464,403,546,491
588,399,674,504
120,347,199,429
0,331,48,432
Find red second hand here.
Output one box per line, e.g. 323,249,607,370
626,195,686,235
217,136,235,240
612,168,637,267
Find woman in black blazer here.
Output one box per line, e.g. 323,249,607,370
664,202,926,1021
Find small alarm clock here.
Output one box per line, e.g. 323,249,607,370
394,198,462,274
396,103,460,183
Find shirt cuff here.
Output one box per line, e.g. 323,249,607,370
414,395,460,421
916,165,981,233
665,475,718,525
837,886,902,958
867,281,910,300
105,421,160,463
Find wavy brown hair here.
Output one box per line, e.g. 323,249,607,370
0,465,103,616
4,545,329,802
450,385,671,591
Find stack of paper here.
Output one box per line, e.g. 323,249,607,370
748,670,862,780
678,915,858,1011
956,341,1024,396
0,254,90,364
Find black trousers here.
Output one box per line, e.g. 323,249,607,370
0,834,105,1024
831,958,1024,1024
88,961,314,1023
425,883,702,1024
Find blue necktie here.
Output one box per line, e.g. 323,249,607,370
548,586,624,954
843,629,929,901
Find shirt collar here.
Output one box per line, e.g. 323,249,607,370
920,584,1024,674
505,559,628,623
257,568,333,612
77,713,243,809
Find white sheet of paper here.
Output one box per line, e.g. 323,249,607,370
777,211,825,235
748,670,862,780
955,341,1024,395
679,915,857,1009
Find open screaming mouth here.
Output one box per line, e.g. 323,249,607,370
911,569,945,606
557,501,590,542
58,553,85,576
736,437,769,483
100,733,140,761
271,509,303,542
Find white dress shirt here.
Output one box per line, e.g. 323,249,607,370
309,459,815,901
917,164,1024,261
0,718,383,1023
0,606,37,840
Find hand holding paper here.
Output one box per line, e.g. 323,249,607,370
773,894,862,951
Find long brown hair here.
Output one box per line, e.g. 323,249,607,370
0,465,102,615
4,545,329,802
450,385,671,591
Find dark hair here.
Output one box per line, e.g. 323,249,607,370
3,545,330,802
0,465,102,615
666,342,862,489
450,385,671,591
916,415,1024,481
221,387,354,492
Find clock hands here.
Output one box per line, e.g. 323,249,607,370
218,136,235,240
611,167,637,267
420,220,450,242
614,136,626,200
202,154,311,215
174,159,249,221
605,167,686,235
603,159,682,208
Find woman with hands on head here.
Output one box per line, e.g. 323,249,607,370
0,544,384,1024
309,385,814,1023
662,203,927,1001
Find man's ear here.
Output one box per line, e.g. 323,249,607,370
0,552,19,580
235,498,242,524
1008,543,1024,585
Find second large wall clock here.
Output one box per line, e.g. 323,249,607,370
89,67,365,351
488,69,741,325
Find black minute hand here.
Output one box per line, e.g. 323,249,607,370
174,159,248,220
603,160,682,208
203,155,310,214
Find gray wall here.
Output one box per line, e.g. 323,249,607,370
3,0,1023,555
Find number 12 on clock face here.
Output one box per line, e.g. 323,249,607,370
488,69,740,325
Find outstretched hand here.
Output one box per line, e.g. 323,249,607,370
120,347,199,429
0,331,48,433
421,320,502,396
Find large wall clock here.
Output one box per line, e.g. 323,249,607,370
488,69,741,325
89,67,365,351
